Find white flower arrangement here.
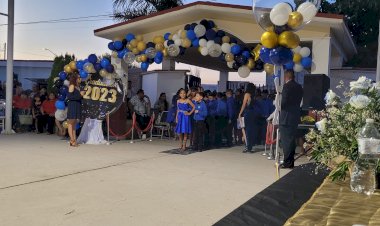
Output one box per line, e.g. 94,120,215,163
349,76,372,91
325,89,339,106
316,118,327,133
349,95,371,109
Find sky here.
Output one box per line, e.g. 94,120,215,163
0,0,267,84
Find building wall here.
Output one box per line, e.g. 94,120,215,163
0,60,53,91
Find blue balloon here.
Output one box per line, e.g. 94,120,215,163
113,41,123,51
216,30,225,37
231,44,242,55
230,37,238,44
269,47,293,65
55,100,66,110
190,23,198,30
105,64,114,73
192,39,200,47
108,42,115,51
100,58,110,68
259,47,272,64
164,33,171,40
186,30,197,40
154,55,163,64
83,59,89,64
141,62,149,71
301,57,312,68
205,29,217,40
79,70,88,78
117,49,128,59
126,33,135,42
284,61,295,70
76,60,84,70
242,51,251,59
58,93,66,101
88,54,98,64
214,37,222,45
59,86,68,95
208,20,216,28
76,123,81,130
156,51,163,58
94,63,102,72
58,71,67,81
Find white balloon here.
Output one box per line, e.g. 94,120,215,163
206,40,215,49
227,61,234,69
299,47,311,57
199,39,207,47
270,3,292,26
208,44,222,57
238,66,251,78
177,30,183,36
221,43,231,53
293,63,304,72
200,47,209,56
172,34,179,40
174,39,182,46
164,40,169,48
63,80,70,87
297,2,318,23
292,46,302,54
194,24,206,38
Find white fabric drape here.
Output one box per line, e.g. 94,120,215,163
77,118,106,145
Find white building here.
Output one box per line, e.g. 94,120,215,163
0,60,53,90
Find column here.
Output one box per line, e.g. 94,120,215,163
311,37,331,76
162,58,175,71
218,71,228,92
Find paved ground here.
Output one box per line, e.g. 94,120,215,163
0,133,307,226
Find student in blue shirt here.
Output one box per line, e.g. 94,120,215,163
226,89,236,147
258,90,275,145
205,92,217,149
215,92,228,147
193,92,208,152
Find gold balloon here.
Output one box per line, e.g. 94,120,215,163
180,30,187,39
126,43,133,50
99,69,107,77
155,43,164,51
64,65,72,74
261,31,278,49
136,55,141,63
198,47,203,53
136,34,144,42
264,63,274,75
278,31,300,49
168,34,174,40
225,53,234,62
132,48,139,55
62,121,68,129
140,54,147,62
153,35,165,44
182,38,192,48
247,58,255,69
293,53,302,63
69,61,77,70
252,44,262,62
162,48,168,57
111,51,118,58
137,41,146,51
222,36,230,43
130,39,138,48
288,12,304,30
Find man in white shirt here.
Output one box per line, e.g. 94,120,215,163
129,89,151,137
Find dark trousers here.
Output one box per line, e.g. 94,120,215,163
37,115,55,134
257,117,267,145
280,125,298,167
36,115,44,133
136,114,150,133
205,116,215,148
215,116,227,146
193,120,206,151
225,120,234,146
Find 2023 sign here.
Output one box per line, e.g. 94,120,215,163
83,85,117,103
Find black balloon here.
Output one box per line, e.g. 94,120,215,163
184,24,191,30
190,23,198,30
232,62,241,70
230,37,238,44
146,42,155,48
275,25,290,34
200,19,211,30
205,29,217,40
208,20,216,28
179,46,186,55
122,39,128,45
54,79,63,88
167,40,175,46
148,58,155,64
216,30,225,37
219,53,226,62
255,59,264,71
235,55,248,65
214,36,222,45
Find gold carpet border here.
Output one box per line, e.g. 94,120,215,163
284,178,380,226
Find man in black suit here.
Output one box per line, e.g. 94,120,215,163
280,70,303,168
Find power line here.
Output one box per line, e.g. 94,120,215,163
0,14,114,26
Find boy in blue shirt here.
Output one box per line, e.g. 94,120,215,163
226,89,236,147
215,92,227,147
193,92,208,152
205,92,217,149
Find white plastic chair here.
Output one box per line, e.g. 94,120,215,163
152,111,171,139
0,99,5,132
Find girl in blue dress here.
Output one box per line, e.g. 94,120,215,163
175,88,195,151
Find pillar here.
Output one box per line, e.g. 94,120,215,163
218,71,228,92
162,58,176,71
311,37,331,76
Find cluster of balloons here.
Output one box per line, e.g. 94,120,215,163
107,19,263,78
253,0,320,74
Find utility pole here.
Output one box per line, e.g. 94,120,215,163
0,0,15,134
376,20,380,82
2,43,6,60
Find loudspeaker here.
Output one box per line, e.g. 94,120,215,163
302,74,330,110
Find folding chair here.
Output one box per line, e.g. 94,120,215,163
152,111,171,139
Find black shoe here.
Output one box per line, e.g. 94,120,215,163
280,164,294,169
243,147,249,153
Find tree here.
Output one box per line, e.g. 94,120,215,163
112,0,184,21
318,0,379,68
47,54,75,93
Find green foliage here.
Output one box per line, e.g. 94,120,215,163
319,0,379,68
47,54,75,94
112,0,184,21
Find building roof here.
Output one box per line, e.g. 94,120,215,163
0,60,53,68
94,1,357,71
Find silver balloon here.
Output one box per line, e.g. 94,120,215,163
83,62,94,73
167,44,180,57
55,109,67,121
208,44,222,57
123,52,136,64
194,24,206,38
145,47,157,59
